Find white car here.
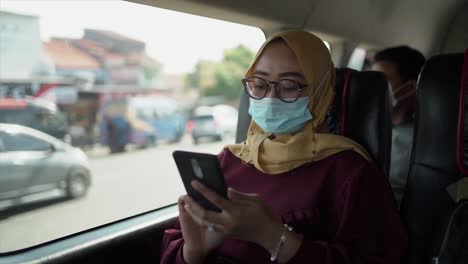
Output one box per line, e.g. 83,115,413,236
0,123,91,211
190,105,238,144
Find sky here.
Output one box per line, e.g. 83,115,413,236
0,0,266,75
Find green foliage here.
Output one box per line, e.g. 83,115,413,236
222,44,254,69
185,45,255,100
185,60,215,90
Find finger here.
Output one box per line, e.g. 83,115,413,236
191,180,231,210
184,195,226,226
178,195,197,226
181,196,207,227
211,223,226,233
185,203,225,232
178,195,189,215
183,202,206,227
227,188,259,201
181,198,226,233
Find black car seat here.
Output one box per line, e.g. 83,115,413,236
332,68,392,175
236,68,392,175
400,51,468,264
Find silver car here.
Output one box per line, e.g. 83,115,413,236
0,123,91,211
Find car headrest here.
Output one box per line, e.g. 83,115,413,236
330,68,391,175
401,50,468,264
236,68,391,175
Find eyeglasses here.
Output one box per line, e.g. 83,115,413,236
241,76,307,103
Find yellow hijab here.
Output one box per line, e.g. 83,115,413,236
227,30,371,174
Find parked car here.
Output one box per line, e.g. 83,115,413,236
211,104,238,138
0,123,91,211
0,98,68,140
189,114,223,144
188,105,238,144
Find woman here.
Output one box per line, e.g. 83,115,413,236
161,30,407,264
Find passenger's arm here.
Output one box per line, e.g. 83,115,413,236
283,163,407,263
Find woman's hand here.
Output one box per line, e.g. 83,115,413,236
186,181,285,253
177,196,224,264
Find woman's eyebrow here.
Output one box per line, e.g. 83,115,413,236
253,70,305,79
278,72,305,78
253,70,269,76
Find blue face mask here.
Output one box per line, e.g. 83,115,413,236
248,97,313,134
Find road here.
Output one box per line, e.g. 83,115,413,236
0,137,227,253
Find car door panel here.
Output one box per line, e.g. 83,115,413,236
0,152,32,201
1,132,61,198
27,150,69,193
0,205,178,264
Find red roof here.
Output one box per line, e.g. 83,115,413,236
71,39,125,61
71,39,107,54
43,40,101,70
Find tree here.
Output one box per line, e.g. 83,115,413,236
140,62,161,88
206,61,246,100
184,60,215,90
198,45,254,100
223,44,254,69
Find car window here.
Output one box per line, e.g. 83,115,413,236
0,135,5,152
2,132,52,152
347,47,367,70
0,0,264,253
0,109,31,124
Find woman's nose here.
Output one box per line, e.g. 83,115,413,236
265,83,278,98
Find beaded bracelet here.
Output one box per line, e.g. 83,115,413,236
270,224,293,262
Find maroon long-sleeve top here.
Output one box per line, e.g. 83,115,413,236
161,149,407,263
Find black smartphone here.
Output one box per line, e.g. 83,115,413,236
172,150,227,212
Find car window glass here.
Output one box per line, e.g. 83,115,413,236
0,134,5,152
193,115,215,123
0,0,264,253
3,133,51,151
0,109,30,124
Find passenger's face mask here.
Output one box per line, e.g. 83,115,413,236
248,96,312,134
388,82,396,107
248,66,330,135
390,81,416,107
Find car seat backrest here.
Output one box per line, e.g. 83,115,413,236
401,50,467,264
333,68,391,175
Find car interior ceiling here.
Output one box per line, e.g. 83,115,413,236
133,0,467,56
1,0,467,263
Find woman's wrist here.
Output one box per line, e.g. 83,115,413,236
258,222,304,263
276,231,304,263
258,221,284,254
182,244,206,264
